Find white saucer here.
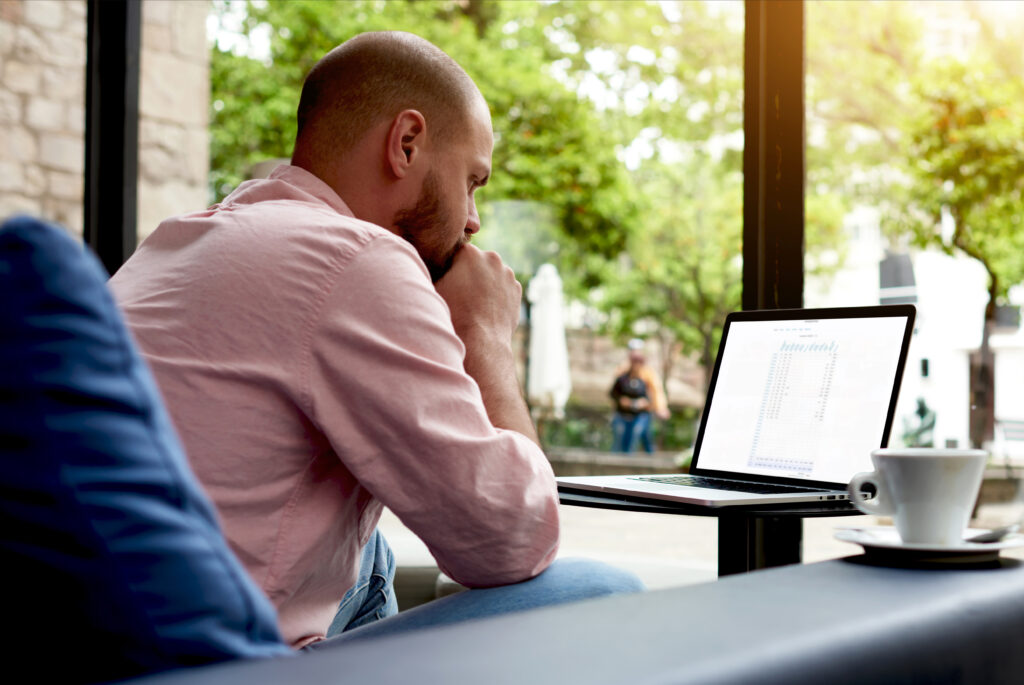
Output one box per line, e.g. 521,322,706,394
834,526,1024,565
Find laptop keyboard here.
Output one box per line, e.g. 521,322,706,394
632,475,821,495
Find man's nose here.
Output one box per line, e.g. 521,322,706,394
466,199,481,235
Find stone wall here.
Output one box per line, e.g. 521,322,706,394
562,327,705,408
0,0,209,242
513,324,705,410
0,0,87,233
137,0,209,239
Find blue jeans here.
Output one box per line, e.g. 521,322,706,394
315,529,645,647
612,412,653,453
325,528,399,637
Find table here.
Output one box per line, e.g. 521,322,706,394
558,487,862,576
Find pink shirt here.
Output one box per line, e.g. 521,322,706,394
109,165,560,647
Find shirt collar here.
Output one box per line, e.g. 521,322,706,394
266,164,355,217
218,163,357,219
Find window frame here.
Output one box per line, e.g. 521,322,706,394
742,0,805,311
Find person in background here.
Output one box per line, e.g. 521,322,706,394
609,339,670,453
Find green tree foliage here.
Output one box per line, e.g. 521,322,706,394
210,2,871,411
803,1,926,279
806,0,925,179
891,62,1024,446
894,63,1024,312
539,1,750,399
806,0,1024,446
210,1,772,408
601,153,741,394
807,0,1024,313
536,2,843,399
209,0,639,292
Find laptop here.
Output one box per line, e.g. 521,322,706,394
557,304,916,507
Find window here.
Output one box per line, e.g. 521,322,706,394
805,0,1024,452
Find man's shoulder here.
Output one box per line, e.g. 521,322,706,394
249,199,405,256
288,210,426,285
113,188,428,311
166,188,419,270
211,165,414,260
214,180,385,241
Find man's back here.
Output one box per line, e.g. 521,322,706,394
109,165,560,646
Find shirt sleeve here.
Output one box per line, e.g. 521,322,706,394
303,235,560,587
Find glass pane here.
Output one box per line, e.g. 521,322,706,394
209,1,746,584
209,1,745,460
805,0,1024,464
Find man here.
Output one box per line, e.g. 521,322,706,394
109,32,640,648
610,340,670,453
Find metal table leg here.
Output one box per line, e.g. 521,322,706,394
717,516,803,576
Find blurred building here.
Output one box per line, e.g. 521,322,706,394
0,0,209,242
805,207,1024,455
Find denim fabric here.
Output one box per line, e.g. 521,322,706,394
325,528,399,636
0,217,290,684
310,557,645,647
612,411,653,453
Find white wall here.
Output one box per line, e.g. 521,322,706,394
806,211,1024,450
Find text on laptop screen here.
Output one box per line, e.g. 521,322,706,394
697,315,908,484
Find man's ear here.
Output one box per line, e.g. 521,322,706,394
385,109,427,179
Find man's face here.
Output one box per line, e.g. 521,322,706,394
394,100,493,282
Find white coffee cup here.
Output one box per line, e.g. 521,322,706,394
847,448,987,546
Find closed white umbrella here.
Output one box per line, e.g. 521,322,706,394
527,263,572,419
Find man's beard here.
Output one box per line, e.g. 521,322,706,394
394,171,461,283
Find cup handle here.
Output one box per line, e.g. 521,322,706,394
847,472,893,515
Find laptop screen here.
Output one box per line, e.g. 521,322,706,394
694,308,914,486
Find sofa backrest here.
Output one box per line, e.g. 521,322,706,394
0,216,291,683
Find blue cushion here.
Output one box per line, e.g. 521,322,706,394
0,216,291,683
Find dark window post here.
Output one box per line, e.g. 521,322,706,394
84,0,141,276
730,0,807,572
742,0,804,311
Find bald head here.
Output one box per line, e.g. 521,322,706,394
293,32,482,165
